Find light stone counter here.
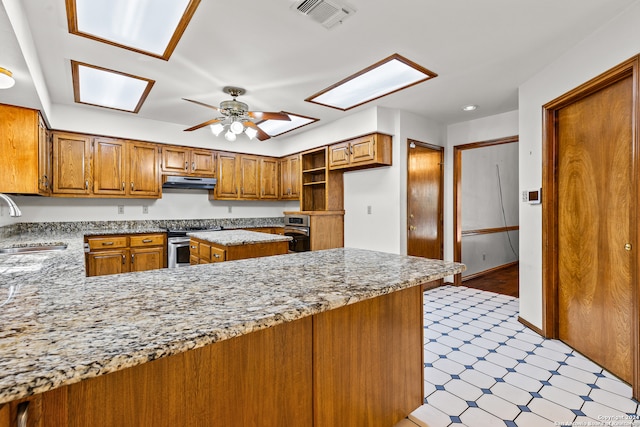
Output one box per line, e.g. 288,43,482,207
188,229,292,246
0,228,465,405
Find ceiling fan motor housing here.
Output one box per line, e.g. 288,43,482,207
220,99,249,116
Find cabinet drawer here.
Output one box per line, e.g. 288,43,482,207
210,246,226,262
130,234,164,247
87,236,128,250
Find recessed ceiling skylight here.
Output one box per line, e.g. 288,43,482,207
258,112,319,137
71,61,154,113
306,53,437,111
66,0,201,60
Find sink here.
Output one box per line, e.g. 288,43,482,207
0,244,68,254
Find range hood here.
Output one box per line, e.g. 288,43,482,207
162,176,217,190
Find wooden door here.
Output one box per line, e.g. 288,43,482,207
349,135,376,165
52,132,91,195
87,249,128,276
280,155,300,199
556,75,634,383
0,104,40,194
328,142,350,168
239,155,260,199
190,149,215,176
128,142,159,197
260,158,278,199
407,141,443,261
130,247,164,272
161,145,189,174
216,152,239,199
93,138,126,196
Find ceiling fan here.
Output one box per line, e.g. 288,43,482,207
183,87,290,141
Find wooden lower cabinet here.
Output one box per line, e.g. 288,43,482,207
189,237,287,264
19,285,422,427
85,234,166,276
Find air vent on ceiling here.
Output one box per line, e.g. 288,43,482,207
293,0,355,29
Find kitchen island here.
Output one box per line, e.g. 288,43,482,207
0,228,464,427
188,229,291,264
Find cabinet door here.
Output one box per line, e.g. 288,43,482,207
289,155,300,198
161,146,190,174
216,152,239,199
260,158,278,199
0,104,40,194
130,247,164,272
239,155,259,199
191,149,216,176
349,135,376,165
52,132,92,195
129,142,160,197
328,142,350,169
87,249,129,276
93,137,126,196
37,115,51,195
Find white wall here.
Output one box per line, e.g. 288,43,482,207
461,143,519,277
518,0,640,329
445,110,519,265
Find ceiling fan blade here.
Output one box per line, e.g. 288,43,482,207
247,111,290,121
244,121,271,141
184,118,222,132
183,98,220,111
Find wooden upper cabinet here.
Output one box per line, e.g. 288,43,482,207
52,132,92,195
129,142,159,197
328,133,392,171
93,137,126,196
161,145,215,177
215,152,239,199
260,158,278,199
0,104,50,195
279,154,300,200
240,155,260,199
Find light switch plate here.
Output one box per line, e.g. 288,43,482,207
118,205,124,214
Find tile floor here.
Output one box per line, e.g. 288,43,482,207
395,285,640,427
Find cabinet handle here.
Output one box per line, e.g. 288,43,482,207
190,245,197,249
192,162,195,171
131,182,134,191
142,239,153,243
102,242,114,246
16,402,28,427
350,145,353,155
122,182,125,191
122,254,126,265
131,254,135,263
213,254,220,258
85,180,89,190
185,161,189,171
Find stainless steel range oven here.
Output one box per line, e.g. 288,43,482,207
284,214,310,252
167,226,222,268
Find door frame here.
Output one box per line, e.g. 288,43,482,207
542,55,639,397
406,139,444,260
453,136,519,286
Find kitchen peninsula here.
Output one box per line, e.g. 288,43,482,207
0,224,465,427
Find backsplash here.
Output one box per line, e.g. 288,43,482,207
0,217,285,238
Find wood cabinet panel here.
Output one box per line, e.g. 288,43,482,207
215,152,239,198
129,234,164,247
0,404,8,427
52,132,91,195
161,145,215,177
280,154,300,199
0,104,47,195
86,234,166,276
128,142,159,196
37,115,51,195
328,142,349,168
328,133,392,171
191,149,215,175
130,247,164,272
240,155,259,199
260,158,278,199
86,249,128,276
86,236,128,250
93,138,126,196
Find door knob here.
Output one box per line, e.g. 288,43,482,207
625,243,632,251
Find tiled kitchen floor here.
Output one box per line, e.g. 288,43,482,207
395,286,640,427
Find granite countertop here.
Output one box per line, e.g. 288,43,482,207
188,229,292,246
0,226,465,405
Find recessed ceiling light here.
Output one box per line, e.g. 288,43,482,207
258,112,319,137
66,0,201,60
306,53,437,111
462,104,478,111
71,61,154,113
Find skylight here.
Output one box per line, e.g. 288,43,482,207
71,61,155,113
258,113,319,137
67,0,200,60
306,54,437,111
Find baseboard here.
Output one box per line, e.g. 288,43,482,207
518,316,544,336
462,261,518,282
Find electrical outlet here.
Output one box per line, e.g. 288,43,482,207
482,254,486,261
142,206,148,214
522,191,528,202
118,205,124,214
228,206,232,213
367,205,372,215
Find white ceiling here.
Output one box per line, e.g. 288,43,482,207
1,0,638,140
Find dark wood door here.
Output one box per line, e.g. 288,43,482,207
557,75,634,383
407,141,443,260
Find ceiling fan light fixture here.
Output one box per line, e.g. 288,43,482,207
0,67,15,89
230,120,244,134
210,123,224,136
224,129,237,142
245,126,258,140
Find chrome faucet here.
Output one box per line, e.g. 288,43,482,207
0,193,21,217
